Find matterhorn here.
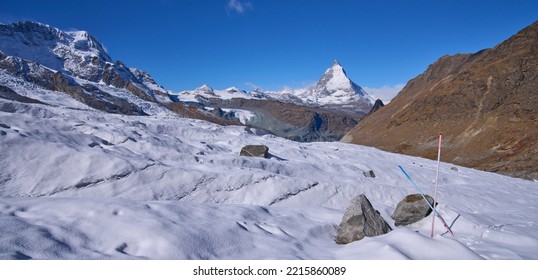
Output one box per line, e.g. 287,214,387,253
296,60,374,113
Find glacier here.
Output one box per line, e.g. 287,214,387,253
1,98,537,259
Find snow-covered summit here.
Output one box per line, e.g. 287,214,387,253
0,21,112,80
196,84,215,94
318,60,355,94
299,60,374,106
0,21,170,111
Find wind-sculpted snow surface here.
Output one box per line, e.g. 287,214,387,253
1,100,538,259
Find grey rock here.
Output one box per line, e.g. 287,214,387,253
240,145,269,158
363,170,376,178
451,167,459,171
335,194,392,244
391,194,435,226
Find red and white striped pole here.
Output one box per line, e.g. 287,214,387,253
431,134,442,238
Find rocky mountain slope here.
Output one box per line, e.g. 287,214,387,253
343,20,538,180
0,21,170,115
202,97,362,142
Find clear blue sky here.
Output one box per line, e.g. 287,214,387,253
1,0,537,93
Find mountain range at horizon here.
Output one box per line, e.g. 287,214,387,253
175,58,375,111
0,20,376,108
0,20,376,143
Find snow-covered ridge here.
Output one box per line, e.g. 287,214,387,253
175,61,374,111
0,21,111,79
0,21,171,113
176,84,263,103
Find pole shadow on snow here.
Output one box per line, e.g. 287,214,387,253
441,214,461,237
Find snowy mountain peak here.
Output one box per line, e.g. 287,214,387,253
225,86,246,93
327,59,343,71
291,60,374,109
196,84,215,94
0,21,113,74
0,21,166,113
317,60,354,93
66,30,108,56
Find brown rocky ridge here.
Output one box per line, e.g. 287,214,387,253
342,20,538,180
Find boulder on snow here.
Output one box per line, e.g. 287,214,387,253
391,194,435,226
335,194,392,244
363,170,376,178
451,167,459,172
240,145,269,158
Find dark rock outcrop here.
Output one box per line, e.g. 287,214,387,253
391,194,435,226
335,194,391,244
210,107,236,120
367,99,385,115
165,102,242,126
0,85,44,104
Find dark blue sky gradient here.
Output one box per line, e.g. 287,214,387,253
1,0,537,91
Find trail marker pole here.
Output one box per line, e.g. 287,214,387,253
398,165,454,237
431,134,442,238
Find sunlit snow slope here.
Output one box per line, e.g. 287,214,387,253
1,99,537,259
